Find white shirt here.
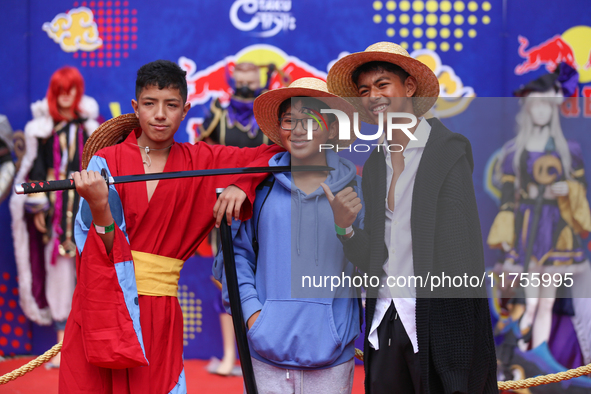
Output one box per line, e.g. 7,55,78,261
367,118,431,353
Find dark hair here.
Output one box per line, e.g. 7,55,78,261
277,97,336,123
351,61,410,87
136,60,188,103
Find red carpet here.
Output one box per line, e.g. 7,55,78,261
0,357,366,393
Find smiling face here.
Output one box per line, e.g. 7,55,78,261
131,84,191,148
278,98,337,165
356,69,417,123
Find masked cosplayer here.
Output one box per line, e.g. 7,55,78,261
10,66,99,367
197,62,274,147
488,64,591,364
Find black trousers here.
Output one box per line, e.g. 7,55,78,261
367,301,422,394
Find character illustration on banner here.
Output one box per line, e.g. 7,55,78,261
0,115,16,203
9,66,99,367
197,61,275,147
487,63,591,386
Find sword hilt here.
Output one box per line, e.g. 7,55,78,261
15,178,76,194
15,169,111,195
101,168,110,187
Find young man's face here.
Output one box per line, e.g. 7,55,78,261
278,100,337,161
131,84,190,147
356,68,417,123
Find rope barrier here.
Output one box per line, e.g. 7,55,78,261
354,348,591,391
0,341,62,385
497,362,591,391
354,347,364,362
1,343,590,390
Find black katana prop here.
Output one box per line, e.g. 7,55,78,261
217,188,258,394
14,166,334,195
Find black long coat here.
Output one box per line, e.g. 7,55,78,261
341,118,498,394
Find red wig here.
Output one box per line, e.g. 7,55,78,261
46,66,85,122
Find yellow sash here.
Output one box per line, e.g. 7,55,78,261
131,251,184,297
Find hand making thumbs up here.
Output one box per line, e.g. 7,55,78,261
321,183,362,236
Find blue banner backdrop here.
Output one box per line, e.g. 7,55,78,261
0,1,590,366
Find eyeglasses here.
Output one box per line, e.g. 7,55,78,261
279,117,321,131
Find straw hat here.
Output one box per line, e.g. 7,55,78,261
82,113,139,169
254,77,358,149
327,41,440,123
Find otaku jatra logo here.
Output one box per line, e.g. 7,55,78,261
230,0,296,37
42,7,102,52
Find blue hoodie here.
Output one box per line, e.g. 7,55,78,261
216,149,364,370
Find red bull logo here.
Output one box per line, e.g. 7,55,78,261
515,26,591,118
179,44,327,142
515,35,577,74
179,57,233,105
515,26,591,83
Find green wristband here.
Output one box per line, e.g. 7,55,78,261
94,222,115,234
335,224,347,235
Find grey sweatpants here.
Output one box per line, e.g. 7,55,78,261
244,357,355,394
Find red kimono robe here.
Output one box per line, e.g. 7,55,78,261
59,129,282,393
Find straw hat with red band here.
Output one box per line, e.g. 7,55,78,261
254,77,358,149
327,41,440,124
82,113,139,169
